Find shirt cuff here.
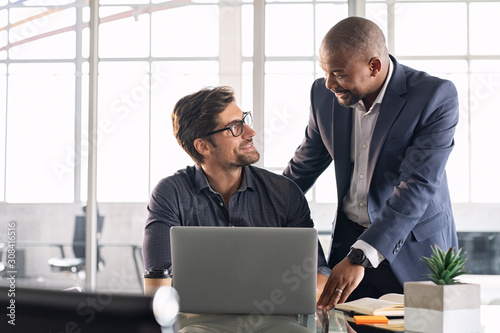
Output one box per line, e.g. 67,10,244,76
317,266,332,277
351,240,385,268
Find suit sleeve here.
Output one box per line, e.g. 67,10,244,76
360,79,459,263
283,79,333,193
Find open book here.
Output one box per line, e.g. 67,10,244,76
334,293,404,317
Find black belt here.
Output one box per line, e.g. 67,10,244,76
350,220,367,233
337,209,367,234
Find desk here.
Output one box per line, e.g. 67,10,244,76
173,305,500,333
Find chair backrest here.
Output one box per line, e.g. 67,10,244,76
72,215,104,261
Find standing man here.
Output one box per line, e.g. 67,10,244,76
143,86,330,294
283,17,459,310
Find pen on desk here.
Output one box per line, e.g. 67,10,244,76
334,308,356,317
322,308,329,332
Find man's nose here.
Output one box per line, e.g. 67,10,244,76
241,123,256,138
325,74,338,91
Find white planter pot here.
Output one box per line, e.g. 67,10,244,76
404,281,481,333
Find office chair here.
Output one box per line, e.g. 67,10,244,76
48,208,104,287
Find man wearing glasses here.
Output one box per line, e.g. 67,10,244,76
143,86,330,295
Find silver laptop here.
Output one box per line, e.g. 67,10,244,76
170,226,318,315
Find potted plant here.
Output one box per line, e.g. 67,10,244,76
404,245,481,333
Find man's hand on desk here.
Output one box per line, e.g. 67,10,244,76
316,257,365,310
316,273,328,303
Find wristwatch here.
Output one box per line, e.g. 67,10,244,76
347,248,371,268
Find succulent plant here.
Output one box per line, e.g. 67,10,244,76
421,245,467,285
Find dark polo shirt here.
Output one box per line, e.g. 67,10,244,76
143,164,329,276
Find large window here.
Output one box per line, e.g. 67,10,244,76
1,0,499,207
367,0,500,204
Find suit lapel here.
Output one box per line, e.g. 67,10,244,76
333,100,353,202
366,57,407,189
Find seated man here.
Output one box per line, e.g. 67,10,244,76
142,86,330,296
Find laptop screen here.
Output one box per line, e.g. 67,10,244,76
170,226,317,315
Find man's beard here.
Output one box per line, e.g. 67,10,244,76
336,91,362,107
214,145,260,170
235,150,260,167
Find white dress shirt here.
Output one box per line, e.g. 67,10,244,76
342,59,394,268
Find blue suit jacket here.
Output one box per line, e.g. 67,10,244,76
283,56,459,284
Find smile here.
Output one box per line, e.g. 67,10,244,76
334,91,350,99
241,142,254,150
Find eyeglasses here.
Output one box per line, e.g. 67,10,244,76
205,111,253,138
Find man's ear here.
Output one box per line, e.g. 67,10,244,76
194,138,211,157
368,57,382,77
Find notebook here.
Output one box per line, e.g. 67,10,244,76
170,226,318,315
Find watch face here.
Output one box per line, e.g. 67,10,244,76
349,249,365,265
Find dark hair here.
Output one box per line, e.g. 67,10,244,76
172,86,235,164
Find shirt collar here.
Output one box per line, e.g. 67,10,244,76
375,57,394,107
193,164,210,193
241,166,253,191
193,164,252,193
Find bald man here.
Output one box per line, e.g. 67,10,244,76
283,17,459,310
